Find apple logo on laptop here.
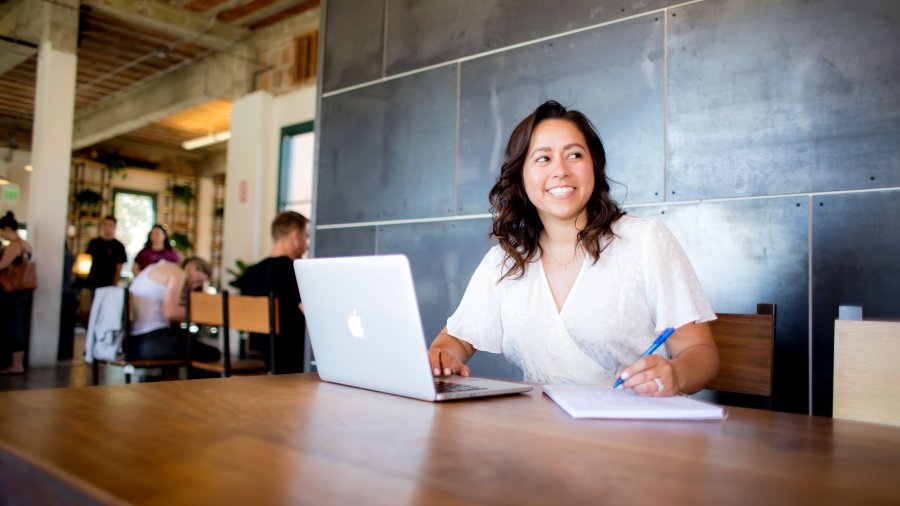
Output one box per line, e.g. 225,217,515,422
347,310,365,338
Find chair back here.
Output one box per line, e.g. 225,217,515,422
833,320,900,427
185,291,278,376
707,303,776,397
188,292,225,326
228,294,280,334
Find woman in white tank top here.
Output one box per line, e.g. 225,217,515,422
127,258,220,362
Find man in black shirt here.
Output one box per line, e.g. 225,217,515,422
241,211,309,373
86,216,127,289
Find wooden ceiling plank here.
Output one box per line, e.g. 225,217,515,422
249,0,318,30
219,0,297,27
83,0,249,50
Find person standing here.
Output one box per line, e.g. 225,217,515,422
241,211,309,374
85,216,127,289
0,211,33,374
132,224,180,275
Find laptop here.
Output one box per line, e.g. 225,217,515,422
294,254,532,401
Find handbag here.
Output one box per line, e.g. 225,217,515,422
0,256,37,293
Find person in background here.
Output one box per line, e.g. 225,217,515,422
128,257,219,362
241,211,309,374
428,100,719,396
132,224,180,275
85,216,126,289
0,211,33,374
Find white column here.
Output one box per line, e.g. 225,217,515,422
194,176,215,262
222,90,274,291
26,0,78,366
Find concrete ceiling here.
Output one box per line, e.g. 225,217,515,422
0,0,319,172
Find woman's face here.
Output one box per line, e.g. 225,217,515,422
522,119,595,226
150,227,166,248
0,227,14,241
185,266,208,291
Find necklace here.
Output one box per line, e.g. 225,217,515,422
545,244,581,270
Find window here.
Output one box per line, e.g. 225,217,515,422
278,120,315,217
113,190,156,277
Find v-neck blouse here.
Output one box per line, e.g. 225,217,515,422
446,215,715,385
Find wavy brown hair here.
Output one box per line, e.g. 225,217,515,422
489,100,625,280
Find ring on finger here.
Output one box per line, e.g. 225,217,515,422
654,377,664,393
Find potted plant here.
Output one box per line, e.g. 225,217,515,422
170,231,193,254
171,184,196,205
75,189,103,216
226,259,248,290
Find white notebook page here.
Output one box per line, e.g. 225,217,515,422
543,385,727,420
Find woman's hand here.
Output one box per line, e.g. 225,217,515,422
618,322,719,396
428,327,475,377
428,347,471,377
617,355,679,396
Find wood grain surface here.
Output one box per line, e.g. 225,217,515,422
1,374,899,505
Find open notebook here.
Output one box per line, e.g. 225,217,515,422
543,385,726,420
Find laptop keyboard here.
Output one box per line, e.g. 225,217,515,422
434,380,485,393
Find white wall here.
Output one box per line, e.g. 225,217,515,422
221,84,316,287
0,149,32,222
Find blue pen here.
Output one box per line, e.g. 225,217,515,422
612,327,675,388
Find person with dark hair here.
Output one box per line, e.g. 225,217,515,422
428,101,719,397
132,224,180,275
85,216,127,289
0,211,33,374
241,211,309,373
128,256,219,361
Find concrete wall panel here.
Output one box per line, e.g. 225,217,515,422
317,66,458,224
459,15,665,214
668,0,900,200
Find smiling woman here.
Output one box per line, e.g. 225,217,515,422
428,100,720,398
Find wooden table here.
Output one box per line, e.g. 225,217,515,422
1,374,899,505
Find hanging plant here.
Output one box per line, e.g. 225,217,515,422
98,151,128,177
171,184,196,205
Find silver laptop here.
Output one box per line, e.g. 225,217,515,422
294,254,532,401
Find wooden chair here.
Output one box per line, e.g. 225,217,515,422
706,303,776,403
185,291,277,378
833,320,900,427
91,287,185,385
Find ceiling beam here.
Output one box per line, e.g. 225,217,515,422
82,0,249,50
71,7,318,150
72,45,255,149
0,0,42,75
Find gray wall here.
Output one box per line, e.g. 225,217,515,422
315,0,900,415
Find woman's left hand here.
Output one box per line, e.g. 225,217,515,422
617,354,680,397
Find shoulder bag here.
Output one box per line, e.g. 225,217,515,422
0,254,37,293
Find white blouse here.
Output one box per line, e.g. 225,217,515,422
446,215,715,385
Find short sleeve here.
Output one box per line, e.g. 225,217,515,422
642,220,716,331
446,248,504,353
115,242,127,263
134,249,149,268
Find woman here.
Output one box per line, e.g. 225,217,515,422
0,212,33,374
428,101,719,396
129,257,219,362
132,224,180,275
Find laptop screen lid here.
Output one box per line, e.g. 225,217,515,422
294,255,441,401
